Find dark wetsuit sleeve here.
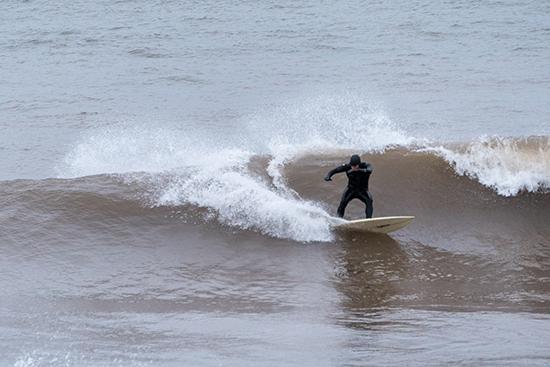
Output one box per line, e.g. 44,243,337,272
326,164,350,179
361,162,373,173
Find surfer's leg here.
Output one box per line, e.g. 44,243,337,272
337,189,353,218
357,191,373,218
366,192,373,218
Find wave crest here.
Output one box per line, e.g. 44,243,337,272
426,136,550,196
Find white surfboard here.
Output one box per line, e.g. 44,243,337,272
333,216,415,234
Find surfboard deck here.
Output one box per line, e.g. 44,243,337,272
333,216,415,234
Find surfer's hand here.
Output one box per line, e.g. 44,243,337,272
324,176,332,182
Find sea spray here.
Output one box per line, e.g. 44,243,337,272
245,93,415,194
156,165,334,242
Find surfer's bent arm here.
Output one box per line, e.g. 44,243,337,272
361,162,374,173
324,164,349,181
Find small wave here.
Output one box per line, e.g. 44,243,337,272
128,47,169,58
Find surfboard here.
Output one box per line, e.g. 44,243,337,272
333,216,415,234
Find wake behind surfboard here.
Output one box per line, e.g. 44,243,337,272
332,216,415,234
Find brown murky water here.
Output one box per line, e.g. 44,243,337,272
2,150,549,366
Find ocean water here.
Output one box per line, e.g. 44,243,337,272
1,0,550,366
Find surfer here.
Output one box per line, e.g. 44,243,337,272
324,154,373,218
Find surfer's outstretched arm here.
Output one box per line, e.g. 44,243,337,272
324,164,350,181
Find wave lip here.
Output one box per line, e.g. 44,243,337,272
426,136,550,196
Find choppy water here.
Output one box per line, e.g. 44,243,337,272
1,0,550,366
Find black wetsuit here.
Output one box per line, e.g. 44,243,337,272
325,162,373,218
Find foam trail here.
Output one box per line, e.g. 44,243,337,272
426,136,550,196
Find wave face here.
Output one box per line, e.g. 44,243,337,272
51,96,550,241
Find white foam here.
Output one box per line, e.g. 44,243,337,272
157,163,334,242
426,136,550,196
14,352,72,367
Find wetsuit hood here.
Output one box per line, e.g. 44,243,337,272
349,154,361,166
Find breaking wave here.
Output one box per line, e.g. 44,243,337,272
53,95,550,241
56,95,413,241
427,136,550,196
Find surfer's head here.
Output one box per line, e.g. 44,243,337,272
349,154,361,167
